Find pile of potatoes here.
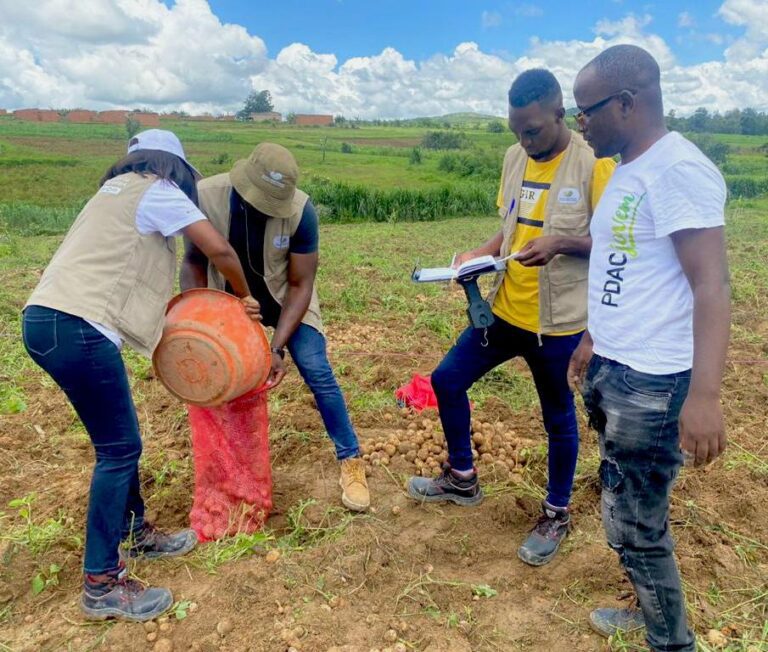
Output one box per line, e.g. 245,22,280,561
361,411,539,478
328,323,382,347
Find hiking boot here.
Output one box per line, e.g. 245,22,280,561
123,523,197,560
407,464,483,506
589,607,646,637
339,457,370,512
80,566,172,622
517,501,570,566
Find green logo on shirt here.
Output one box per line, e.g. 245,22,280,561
601,192,646,308
611,193,645,258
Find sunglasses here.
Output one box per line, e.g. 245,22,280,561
575,90,636,123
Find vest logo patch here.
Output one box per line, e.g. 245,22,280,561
557,187,580,204
273,235,290,249
262,171,286,188
99,183,123,195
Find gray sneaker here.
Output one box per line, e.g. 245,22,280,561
589,607,646,637
123,523,197,560
407,464,484,506
517,501,570,566
81,567,172,622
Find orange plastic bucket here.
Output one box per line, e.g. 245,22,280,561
153,289,271,406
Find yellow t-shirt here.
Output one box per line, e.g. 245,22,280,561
492,153,616,334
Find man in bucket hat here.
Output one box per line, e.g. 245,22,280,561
181,143,370,513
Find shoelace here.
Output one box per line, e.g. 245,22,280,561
87,570,144,597
115,576,145,596
343,460,367,485
133,523,163,547
532,513,566,540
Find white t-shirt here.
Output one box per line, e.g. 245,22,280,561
87,180,206,348
588,131,726,374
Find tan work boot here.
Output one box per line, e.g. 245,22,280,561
339,457,370,512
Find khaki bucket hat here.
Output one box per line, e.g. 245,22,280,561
229,143,299,219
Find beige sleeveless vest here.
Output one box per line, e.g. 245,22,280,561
26,172,177,356
197,173,324,334
487,130,597,334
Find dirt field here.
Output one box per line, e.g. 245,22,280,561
0,214,766,652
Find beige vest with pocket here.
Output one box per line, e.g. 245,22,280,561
25,172,176,356
198,173,324,334
487,130,597,334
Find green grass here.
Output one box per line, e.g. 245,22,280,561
0,494,81,555
191,530,274,573
3,198,765,424
0,174,768,652
0,203,83,236
0,118,512,206
0,119,764,223
190,499,353,573
304,176,496,222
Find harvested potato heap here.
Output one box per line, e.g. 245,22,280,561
187,391,272,542
360,410,539,479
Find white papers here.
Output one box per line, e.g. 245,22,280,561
412,266,458,283
412,253,519,283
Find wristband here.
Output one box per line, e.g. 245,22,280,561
271,346,285,359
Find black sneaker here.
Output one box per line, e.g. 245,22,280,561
517,501,570,566
123,523,197,560
80,566,172,622
407,464,484,506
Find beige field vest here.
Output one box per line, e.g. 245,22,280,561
26,172,176,356
198,173,324,334
487,131,597,334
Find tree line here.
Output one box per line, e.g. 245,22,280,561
666,108,768,136
236,89,768,136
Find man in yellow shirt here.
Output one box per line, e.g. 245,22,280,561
408,69,615,566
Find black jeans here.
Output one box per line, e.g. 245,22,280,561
582,355,695,652
431,319,582,507
22,306,145,574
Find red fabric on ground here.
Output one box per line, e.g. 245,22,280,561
187,388,272,542
395,374,439,412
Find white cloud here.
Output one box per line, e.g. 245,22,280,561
251,42,517,119
0,0,267,111
520,13,676,101
481,10,502,29
719,0,768,60
678,11,695,28
595,13,654,37
0,0,162,46
0,0,765,117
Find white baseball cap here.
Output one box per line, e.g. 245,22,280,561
127,129,201,178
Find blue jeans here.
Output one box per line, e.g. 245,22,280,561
581,355,695,652
431,319,582,508
22,306,145,575
287,324,359,460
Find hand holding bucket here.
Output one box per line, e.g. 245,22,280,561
153,289,272,406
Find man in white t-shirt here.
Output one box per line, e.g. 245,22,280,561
568,45,730,651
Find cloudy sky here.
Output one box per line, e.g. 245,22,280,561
0,0,765,118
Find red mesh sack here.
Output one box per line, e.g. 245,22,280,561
187,388,272,542
395,374,439,412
